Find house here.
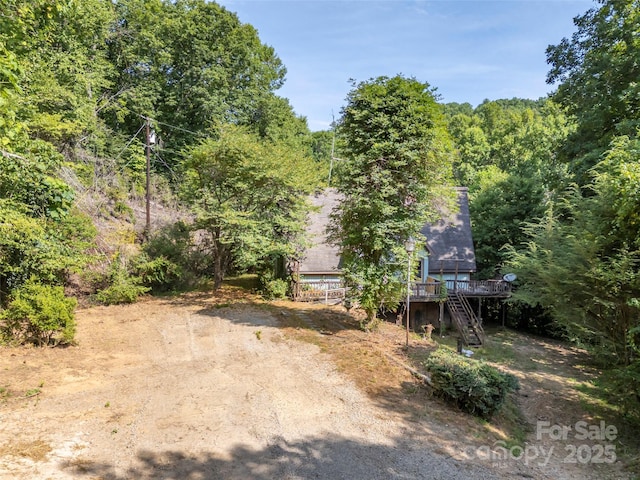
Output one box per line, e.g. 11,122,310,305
292,187,511,346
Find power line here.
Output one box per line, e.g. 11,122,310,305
153,145,188,157
153,153,180,183
134,113,207,138
114,122,146,160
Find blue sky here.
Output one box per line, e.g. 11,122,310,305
217,0,594,131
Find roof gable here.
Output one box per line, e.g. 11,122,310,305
298,188,476,275
420,187,476,274
298,189,342,274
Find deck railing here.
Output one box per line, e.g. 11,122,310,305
410,279,511,299
293,278,511,302
410,282,443,300
294,281,346,302
444,279,511,296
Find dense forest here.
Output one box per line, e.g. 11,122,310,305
1,0,639,420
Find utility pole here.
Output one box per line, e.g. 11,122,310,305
145,117,151,239
328,113,336,186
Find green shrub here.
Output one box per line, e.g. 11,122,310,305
261,278,289,300
142,222,207,285
133,254,183,293
95,254,149,305
424,347,520,418
96,279,149,305
1,280,77,346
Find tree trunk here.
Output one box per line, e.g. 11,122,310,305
212,231,225,290
213,260,224,290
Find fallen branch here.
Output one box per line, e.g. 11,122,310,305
382,351,433,387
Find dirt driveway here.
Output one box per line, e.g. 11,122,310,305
0,291,632,479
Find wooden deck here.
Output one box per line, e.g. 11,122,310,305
410,279,511,301
293,281,346,303
292,279,511,303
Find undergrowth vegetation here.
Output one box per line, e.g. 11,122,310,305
0,280,77,346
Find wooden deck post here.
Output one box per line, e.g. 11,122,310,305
454,260,459,292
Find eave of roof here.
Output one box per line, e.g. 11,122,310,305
297,187,476,275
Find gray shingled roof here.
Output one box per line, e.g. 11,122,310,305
420,187,476,274
298,187,476,275
298,189,342,274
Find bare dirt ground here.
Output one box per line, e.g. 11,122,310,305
0,287,634,479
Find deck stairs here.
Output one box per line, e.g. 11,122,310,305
447,292,485,347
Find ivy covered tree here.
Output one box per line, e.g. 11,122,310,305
330,75,454,325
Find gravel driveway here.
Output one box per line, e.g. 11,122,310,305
0,296,516,480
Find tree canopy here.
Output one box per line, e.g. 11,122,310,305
445,98,573,278
501,0,640,415
546,0,640,179
182,125,318,289
0,0,319,344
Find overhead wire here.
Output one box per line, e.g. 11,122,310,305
134,112,208,139
114,122,147,161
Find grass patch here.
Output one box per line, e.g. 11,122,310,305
0,386,10,403
574,376,640,460
0,440,52,461
433,332,458,350
490,395,531,449
211,302,231,309
473,338,517,365
25,387,41,398
224,274,259,291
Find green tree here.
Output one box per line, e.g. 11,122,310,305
446,112,490,186
470,167,545,278
310,130,334,165
181,125,318,289
1,0,116,152
445,99,572,279
0,2,98,346
330,75,454,324
506,135,640,413
446,99,573,191
0,44,23,148
106,0,290,162
546,0,640,179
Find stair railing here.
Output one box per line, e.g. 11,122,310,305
455,292,485,345
446,296,471,346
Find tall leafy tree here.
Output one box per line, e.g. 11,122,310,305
446,99,572,279
1,0,116,152
181,125,318,289
507,135,640,414
546,0,640,179
470,167,545,279
330,75,454,324
106,0,291,162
